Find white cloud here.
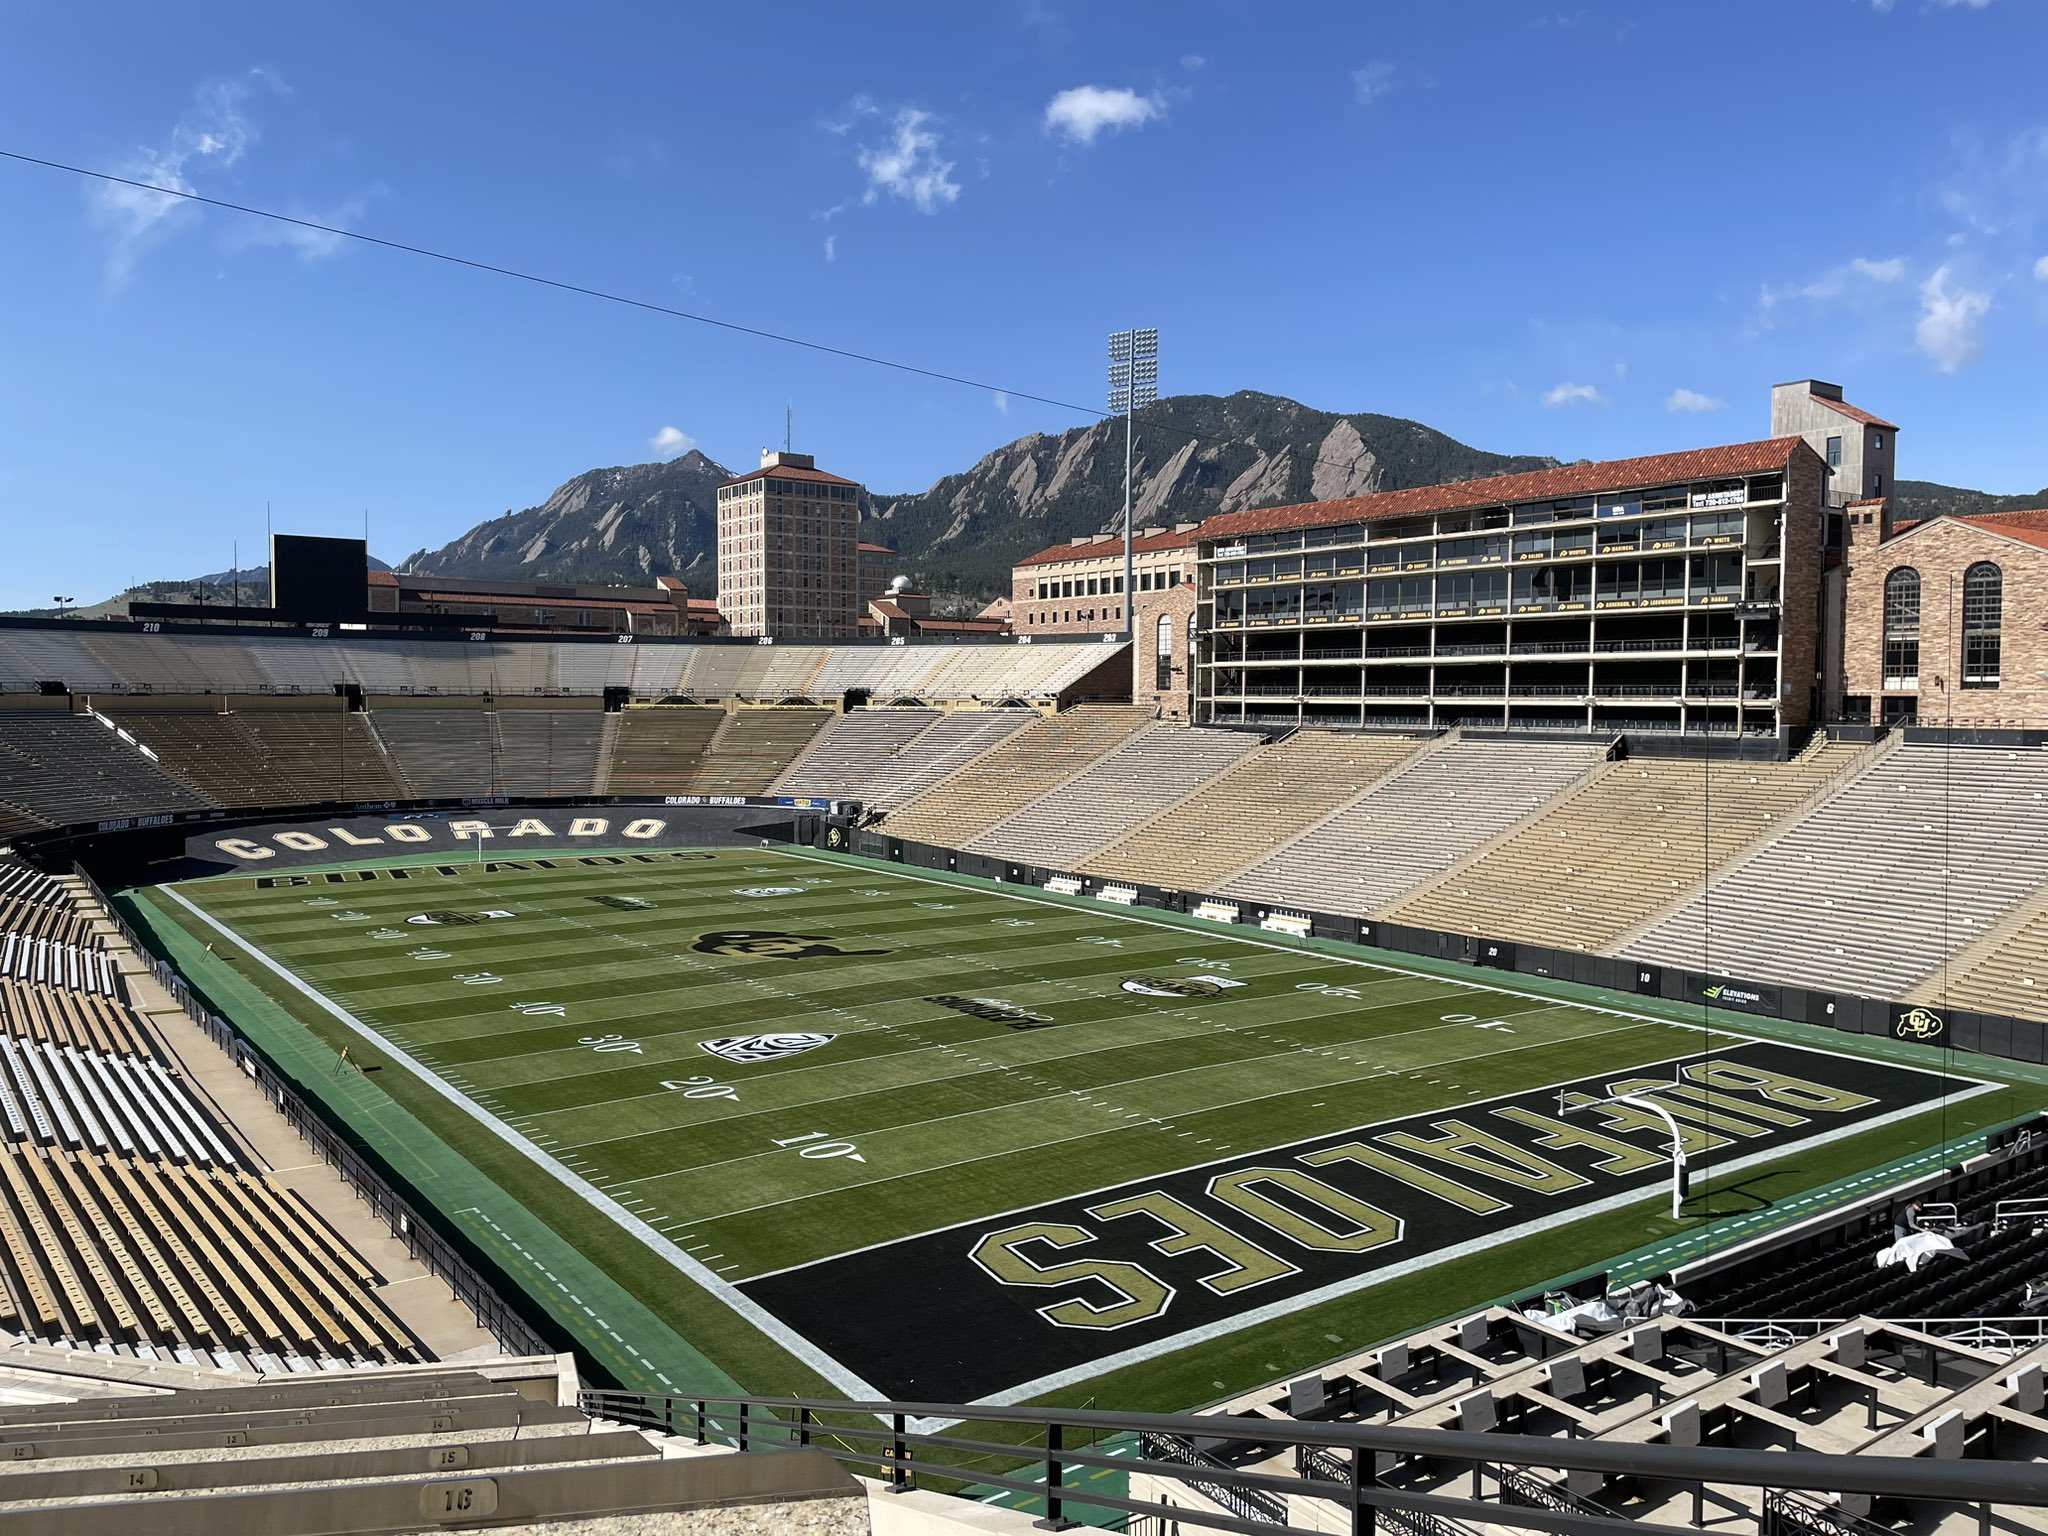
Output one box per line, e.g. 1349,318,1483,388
1915,265,1993,371
649,426,696,460
1351,62,1396,105
89,69,285,282
2035,255,2048,282
1666,388,1727,413
1180,53,1206,71
1542,381,1608,408
993,390,1010,415
225,187,378,262
823,234,837,263
1753,254,1906,329
857,108,960,213
822,95,879,136
1044,86,1162,146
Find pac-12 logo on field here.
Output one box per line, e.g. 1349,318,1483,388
732,886,805,898
700,1032,836,1064
1120,975,1246,998
406,909,516,926
690,930,891,961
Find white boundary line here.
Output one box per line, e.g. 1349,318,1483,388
172,849,2004,1420
158,883,888,1403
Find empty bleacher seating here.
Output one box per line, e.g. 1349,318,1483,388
600,705,725,793
1081,729,1426,892
0,707,207,827
879,704,1153,848
367,703,497,798
851,708,1038,809
1625,744,2048,999
1218,735,1613,917
965,723,1267,870
679,708,833,796
1383,735,1872,951
488,702,607,796
101,697,403,807
1933,885,2048,1024
771,707,940,799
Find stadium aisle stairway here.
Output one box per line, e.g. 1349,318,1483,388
1080,729,1427,893
1381,735,1871,952
1623,744,2048,999
99,697,404,807
678,707,834,795
601,705,725,793
878,704,1154,848
0,707,207,827
965,722,1266,870
771,707,940,800
1218,735,1613,918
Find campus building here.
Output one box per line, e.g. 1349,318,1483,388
1190,439,1828,737
364,570,722,636
1011,525,1201,717
714,450,864,639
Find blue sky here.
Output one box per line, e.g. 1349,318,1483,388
3,0,2046,609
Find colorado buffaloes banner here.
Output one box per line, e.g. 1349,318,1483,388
740,1040,1979,1403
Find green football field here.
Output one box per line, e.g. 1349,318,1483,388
125,843,2045,1412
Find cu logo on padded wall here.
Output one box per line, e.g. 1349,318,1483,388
1892,1007,1947,1044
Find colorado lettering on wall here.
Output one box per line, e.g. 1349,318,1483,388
740,1040,1980,1404
186,804,804,873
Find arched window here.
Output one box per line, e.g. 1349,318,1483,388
1963,561,2003,688
1883,567,1921,689
1154,614,1174,692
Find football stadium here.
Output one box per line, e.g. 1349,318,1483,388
9,9,2048,1524
7,480,2048,1529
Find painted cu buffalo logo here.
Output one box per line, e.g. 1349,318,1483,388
690,930,891,961
1893,1007,1947,1043
700,1032,836,1064
591,895,654,911
406,909,516,926
1120,975,1247,998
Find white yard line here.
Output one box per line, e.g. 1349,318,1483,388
159,883,887,1403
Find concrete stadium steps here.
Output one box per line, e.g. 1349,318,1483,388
0,1360,863,1534
877,704,1155,848
1218,735,1614,918
964,723,1268,870
0,707,208,828
1079,730,1429,893
487,702,607,797
1919,879,2048,1022
771,708,941,799
600,705,725,793
679,708,835,796
365,703,498,798
1382,735,1874,952
99,698,404,808
1623,744,2048,999
851,708,1039,810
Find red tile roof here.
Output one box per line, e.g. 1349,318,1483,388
1016,527,1200,567
1197,438,1810,540
367,570,399,586
1810,395,1899,432
1959,508,2048,551
857,541,897,555
1845,496,1887,508
718,463,861,489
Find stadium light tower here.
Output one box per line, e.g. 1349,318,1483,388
1108,328,1159,640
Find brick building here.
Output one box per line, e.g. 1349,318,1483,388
1011,526,1201,717
1836,509,2048,727
714,451,864,638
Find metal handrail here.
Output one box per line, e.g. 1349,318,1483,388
576,1386,2048,1535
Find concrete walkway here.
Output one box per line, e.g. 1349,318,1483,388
80,887,500,1362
